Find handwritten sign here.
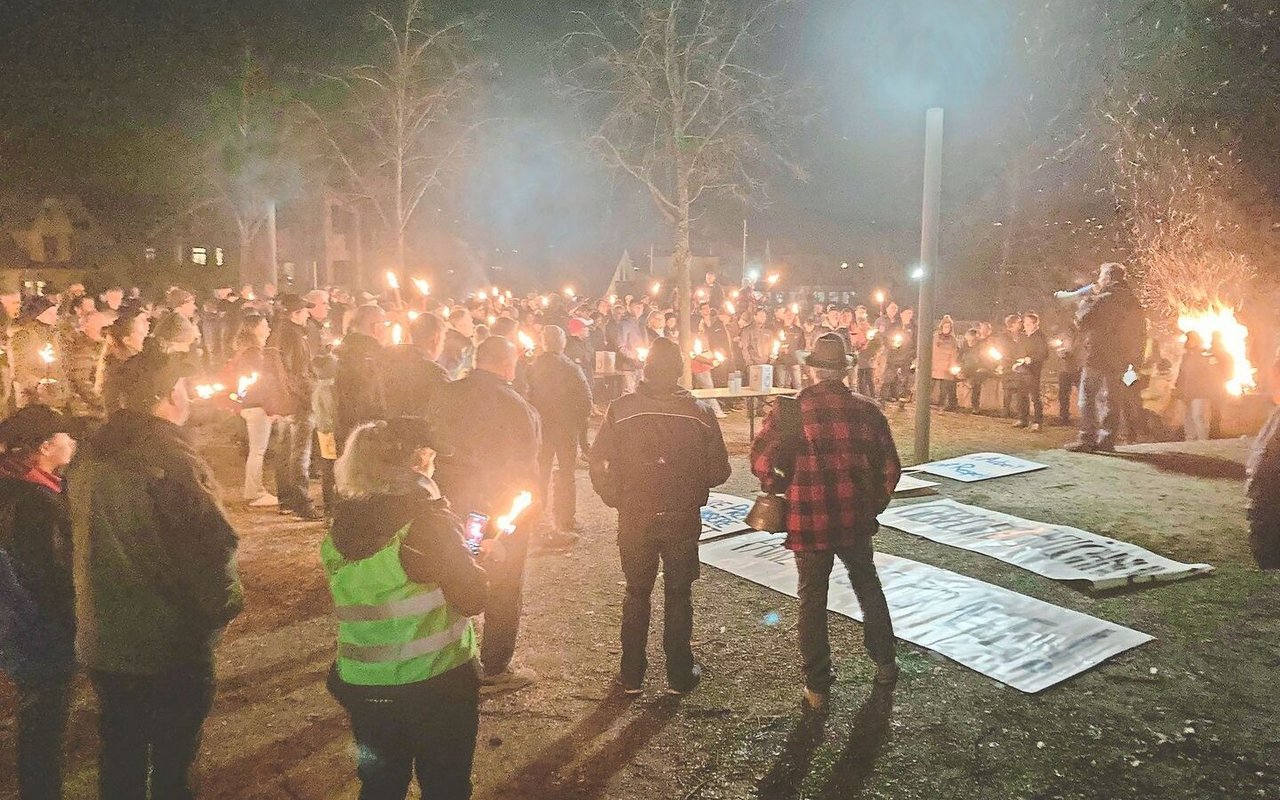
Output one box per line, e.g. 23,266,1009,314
700,492,755,541
914,452,1048,482
700,531,1154,693
879,499,1213,590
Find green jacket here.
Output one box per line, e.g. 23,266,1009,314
69,410,243,674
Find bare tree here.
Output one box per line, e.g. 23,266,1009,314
557,0,809,378
303,0,482,276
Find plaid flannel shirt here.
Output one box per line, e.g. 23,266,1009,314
750,380,901,551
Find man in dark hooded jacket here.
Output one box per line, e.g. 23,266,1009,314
335,304,390,453
589,337,731,695
68,348,242,800
1067,263,1146,452
526,325,592,548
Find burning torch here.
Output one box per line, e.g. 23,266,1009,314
517,330,537,355
386,272,403,307
412,278,430,296
495,491,533,535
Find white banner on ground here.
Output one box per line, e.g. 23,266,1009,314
700,532,1153,693
894,474,939,495
879,499,1214,590
914,452,1048,482
700,493,755,541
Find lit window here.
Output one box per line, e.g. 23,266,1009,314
145,247,157,262
214,247,224,267
191,246,207,266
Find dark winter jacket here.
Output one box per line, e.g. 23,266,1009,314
1077,279,1145,370
1247,406,1280,518
526,352,592,436
335,332,387,450
433,369,542,518
0,460,75,682
1015,329,1051,382
265,316,315,414
589,380,731,515
65,331,106,418
380,345,452,420
564,336,595,383
329,483,487,618
68,410,242,674
1175,348,1218,401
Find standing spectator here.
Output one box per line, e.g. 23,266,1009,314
992,314,1023,418
227,314,277,507
1068,263,1146,453
527,325,593,549
1207,331,1234,439
740,308,774,368
311,353,339,519
617,299,648,394
10,296,69,411
959,328,988,414
750,333,901,714
564,318,596,457
930,317,960,410
775,307,806,391
334,304,390,451
383,312,451,418
590,337,730,695
97,309,150,415
698,270,725,310
65,309,113,436
434,337,541,694
1013,312,1050,431
880,310,914,408
324,418,490,800
69,348,242,800
440,308,475,380
266,294,320,519
303,289,332,354
1056,331,1081,426
1246,404,1280,569
1175,332,1216,441
0,406,77,800
851,306,875,396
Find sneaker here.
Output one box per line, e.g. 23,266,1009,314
614,675,643,696
874,661,901,685
1095,439,1117,453
1012,421,1028,429
666,664,703,695
248,493,279,508
801,686,829,715
480,665,537,695
1030,423,1042,433
970,408,981,415
1063,439,1097,453
294,507,324,521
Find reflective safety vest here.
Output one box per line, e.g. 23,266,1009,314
321,523,477,686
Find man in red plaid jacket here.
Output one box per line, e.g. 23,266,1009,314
750,332,901,713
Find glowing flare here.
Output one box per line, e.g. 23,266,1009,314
892,334,904,348
713,351,726,365
441,307,452,319
232,372,259,402
477,291,488,301
391,324,403,346
866,328,877,341
789,303,799,314
194,383,225,401
771,338,782,359
385,272,400,291
1178,306,1255,396
412,278,430,295
988,347,1003,361
517,331,536,352
690,338,704,357
496,491,533,534
724,301,736,315
637,347,649,362
38,343,55,364
949,365,962,376
540,295,550,308
649,282,661,296
608,294,617,305
873,290,886,305
407,310,420,321
563,286,575,298
487,315,497,326
766,273,779,286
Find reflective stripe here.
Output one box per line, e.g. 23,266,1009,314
333,588,445,622
338,618,471,664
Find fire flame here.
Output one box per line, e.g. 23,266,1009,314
385,271,399,291
1178,306,1255,396
412,278,430,295
496,491,533,534
38,343,55,364
391,323,403,346
637,347,649,362
650,282,661,296
988,347,1003,361
232,372,259,402
517,331,537,353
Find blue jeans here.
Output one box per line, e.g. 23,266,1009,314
1078,366,1123,445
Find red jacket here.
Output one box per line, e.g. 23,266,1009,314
750,380,901,551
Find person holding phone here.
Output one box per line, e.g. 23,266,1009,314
323,416,492,800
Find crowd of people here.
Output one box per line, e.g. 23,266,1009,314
0,259,1275,799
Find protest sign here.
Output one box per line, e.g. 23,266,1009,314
700,531,1153,693
700,492,754,541
914,452,1047,482
879,499,1213,590
894,474,939,495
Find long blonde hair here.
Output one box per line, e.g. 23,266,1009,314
334,421,421,500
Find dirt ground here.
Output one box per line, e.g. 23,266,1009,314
1,404,1277,799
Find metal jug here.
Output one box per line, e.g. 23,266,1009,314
745,492,788,533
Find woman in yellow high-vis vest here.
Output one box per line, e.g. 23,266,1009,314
323,417,493,800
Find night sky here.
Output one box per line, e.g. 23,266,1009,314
0,0,1227,301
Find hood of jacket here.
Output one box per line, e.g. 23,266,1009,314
89,410,196,475
329,481,443,561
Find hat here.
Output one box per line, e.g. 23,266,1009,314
115,346,196,411
566,318,588,337
372,416,453,459
0,405,70,451
278,294,314,313
804,332,854,370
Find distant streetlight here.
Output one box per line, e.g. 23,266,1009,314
911,266,926,281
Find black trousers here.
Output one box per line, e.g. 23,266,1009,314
16,673,71,800
274,413,315,513
1248,509,1280,570
538,427,579,530
1058,369,1080,423
794,537,895,693
330,662,481,800
968,378,984,410
90,662,216,800
481,526,529,676
855,368,875,397
934,378,957,410
1018,369,1044,426
617,509,701,687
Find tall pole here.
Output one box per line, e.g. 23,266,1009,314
914,107,944,463
741,219,748,286
266,200,280,288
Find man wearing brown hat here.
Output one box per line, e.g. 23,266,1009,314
750,332,901,714
590,337,731,695
68,348,242,799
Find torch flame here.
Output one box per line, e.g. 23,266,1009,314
496,491,533,534
563,286,575,298
650,282,661,296
38,343,55,364
391,323,403,346
517,331,536,352
766,273,780,286
873,290,886,305
866,328,877,341
233,372,259,401
407,310,420,321
385,271,399,291
637,347,649,362
724,301,736,315
988,347,1003,361
771,338,782,359
691,338,704,357
412,278,430,295
477,291,488,301
1178,305,1255,396
713,351,725,365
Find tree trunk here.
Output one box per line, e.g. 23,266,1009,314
674,173,693,387
238,225,253,288
266,200,279,288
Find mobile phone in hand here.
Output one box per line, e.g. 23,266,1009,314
464,513,489,555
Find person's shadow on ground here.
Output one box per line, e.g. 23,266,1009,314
756,679,896,800
484,688,678,800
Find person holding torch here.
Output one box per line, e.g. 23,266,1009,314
10,296,69,411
